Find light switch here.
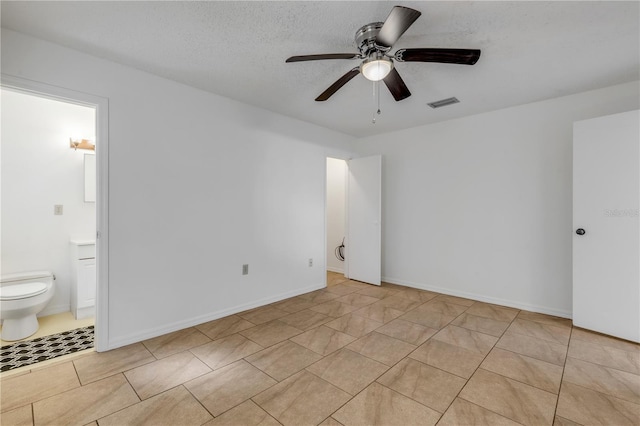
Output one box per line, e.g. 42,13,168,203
54,205,63,215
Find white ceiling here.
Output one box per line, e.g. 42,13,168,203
1,1,638,137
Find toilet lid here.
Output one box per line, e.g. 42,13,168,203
0,282,48,300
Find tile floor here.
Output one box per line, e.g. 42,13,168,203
1,272,639,425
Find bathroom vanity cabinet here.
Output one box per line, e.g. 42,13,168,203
70,240,96,319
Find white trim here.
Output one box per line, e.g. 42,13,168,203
107,282,326,350
344,159,351,280
1,74,111,352
326,266,344,274
382,275,573,319
324,157,328,284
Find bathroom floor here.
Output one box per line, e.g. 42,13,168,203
1,312,95,372
1,272,638,425
1,325,94,372
0,311,94,347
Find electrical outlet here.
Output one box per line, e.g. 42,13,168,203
54,205,63,215
242,264,249,275
308,258,313,267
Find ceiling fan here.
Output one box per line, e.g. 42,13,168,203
286,5,481,102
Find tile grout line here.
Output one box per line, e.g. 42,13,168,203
555,379,640,408
323,305,474,422
435,306,524,424
182,382,223,420
139,340,160,361
561,353,640,406
492,341,567,367
552,325,574,423
92,372,145,424
414,306,490,419
71,356,83,386
564,349,640,376
504,326,571,347
320,361,398,423
243,356,287,384
259,294,439,421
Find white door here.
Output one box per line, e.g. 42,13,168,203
346,155,382,285
573,110,640,343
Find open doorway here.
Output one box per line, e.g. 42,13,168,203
326,155,382,287
326,157,348,286
0,81,107,370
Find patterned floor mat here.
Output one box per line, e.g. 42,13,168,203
1,325,94,372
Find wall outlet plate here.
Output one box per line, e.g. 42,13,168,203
242,264,249,275
54,205,63,215
308,258,313,267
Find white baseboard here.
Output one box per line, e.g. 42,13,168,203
74,306,95,320
105,282,326,351
326,266,344,274
382,276,572,319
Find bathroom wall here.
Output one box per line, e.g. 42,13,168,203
326,158,347,273
1,29,355,349
1,88,96,316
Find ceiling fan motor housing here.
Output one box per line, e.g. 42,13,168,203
355,22,388,57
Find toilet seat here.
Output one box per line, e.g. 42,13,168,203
0,282,48,300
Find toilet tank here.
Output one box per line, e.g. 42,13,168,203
1,271,54,286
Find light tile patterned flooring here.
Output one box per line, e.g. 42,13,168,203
1,272,639,425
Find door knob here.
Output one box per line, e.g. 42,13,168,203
576,228,586,235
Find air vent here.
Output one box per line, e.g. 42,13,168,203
427,97,460,109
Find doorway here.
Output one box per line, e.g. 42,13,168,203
325,155,382,286
326,158,347,284
1,75,109,366
572,110,640,343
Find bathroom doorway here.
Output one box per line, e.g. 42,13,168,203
1,76,109,369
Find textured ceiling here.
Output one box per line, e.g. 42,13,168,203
1,1,638,137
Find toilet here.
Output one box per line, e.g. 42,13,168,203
0,271,55,341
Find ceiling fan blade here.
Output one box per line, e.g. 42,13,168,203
286,53,360,63
375,6,422,49
395,48,481,65
383,68,411,101
315,67,360,101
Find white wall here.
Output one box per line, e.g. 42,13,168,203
1,89,96,316
326,158,346,273
1,29,354,348
353,81,640,317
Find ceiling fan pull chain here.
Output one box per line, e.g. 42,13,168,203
371,81,381,124
377,79,382,115
371,81,380,124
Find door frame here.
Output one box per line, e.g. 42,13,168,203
325,155,382,285
325,157,349,279
1,74,110,351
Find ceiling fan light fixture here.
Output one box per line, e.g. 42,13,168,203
361,57,393,81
